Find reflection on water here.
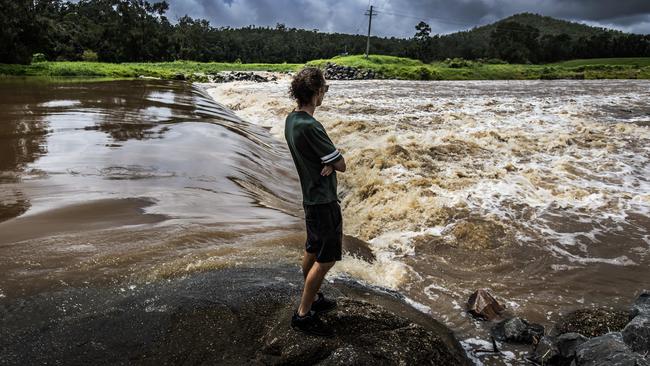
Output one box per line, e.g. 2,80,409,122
0,78,303,297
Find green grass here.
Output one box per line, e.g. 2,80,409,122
309,54,650,80
553,58,650,67
0,61,302,80
1,56,649,81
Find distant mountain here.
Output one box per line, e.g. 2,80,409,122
446,13,621,41
425,13,645,62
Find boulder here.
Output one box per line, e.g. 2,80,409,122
622,315,650,354
557,332,588,360
630,291,650,319
467,288,505,320
258,298,463,365
490,317,544,344
574,332,649,366
532,335,560,364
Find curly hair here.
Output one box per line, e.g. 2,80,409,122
289,67,326,107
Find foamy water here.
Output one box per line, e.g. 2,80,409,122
206,78,650,364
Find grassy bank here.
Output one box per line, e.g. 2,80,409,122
0,61,302,80
1,56,650,81
307,55,650,80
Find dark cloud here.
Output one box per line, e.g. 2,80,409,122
164,0,650,37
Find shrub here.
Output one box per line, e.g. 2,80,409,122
444,57,472,68
417,66,433,80
31,53,47,63
81,50,99,62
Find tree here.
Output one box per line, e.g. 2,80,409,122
490,21,540,63
414,21,431,41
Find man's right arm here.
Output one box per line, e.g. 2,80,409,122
330,155,346,172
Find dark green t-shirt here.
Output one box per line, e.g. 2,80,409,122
285,110,342,205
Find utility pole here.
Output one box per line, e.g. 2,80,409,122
364,5,378,59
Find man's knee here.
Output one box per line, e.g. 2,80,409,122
313,260,335,273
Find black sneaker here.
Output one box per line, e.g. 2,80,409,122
311,292,337,314
291,310,335,338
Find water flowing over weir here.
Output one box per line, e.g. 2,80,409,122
1,77,649,365
0,79,306,298
207,79,650,345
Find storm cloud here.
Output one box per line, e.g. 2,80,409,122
165,0,650,38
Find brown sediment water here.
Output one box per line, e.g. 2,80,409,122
1,76,649,364
206,78,650,364
0,78,305,298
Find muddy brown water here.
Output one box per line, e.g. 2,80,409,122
1,77,649,365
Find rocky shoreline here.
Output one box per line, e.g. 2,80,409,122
0,266,470,365
466,289,649,365
158,62,379,83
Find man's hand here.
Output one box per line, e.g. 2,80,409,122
320,164,334,176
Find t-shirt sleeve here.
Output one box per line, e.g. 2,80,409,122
304,124,343,164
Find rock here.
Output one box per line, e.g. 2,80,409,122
491,317,544,344
574,332,649,366
205,71,274,83
0,266,470,365
552,308,629,338
258,298,464,365
532,335,561,364
630,291,650,319
467,289,505,320
323,62,377,80
532,333,589,366
342,234,376,263
557,332,589,360
622,315,650,354
172,72,186,80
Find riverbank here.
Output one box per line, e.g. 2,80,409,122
0,265,471,365
2,55,650,81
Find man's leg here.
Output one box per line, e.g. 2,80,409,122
301,250,321,303
297,260,335,316
301,250,316,279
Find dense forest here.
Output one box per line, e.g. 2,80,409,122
1,0,649,65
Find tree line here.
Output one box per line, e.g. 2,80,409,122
1,0,649,65
412,19,650,64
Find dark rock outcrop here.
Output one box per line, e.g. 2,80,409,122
629,291,650,319
207,71,278,83
0,266,470,366
574,332,649,366
623,291,650,354
324,62,378,80
491,317,544,344
532,332,588,365
622,315,650,354
259,298,461,365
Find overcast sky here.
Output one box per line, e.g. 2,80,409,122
164,0,650,38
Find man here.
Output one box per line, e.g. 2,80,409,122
284,67,346,337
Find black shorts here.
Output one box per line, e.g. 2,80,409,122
303,200,343,263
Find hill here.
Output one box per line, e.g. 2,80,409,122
421,13,647,63
447,13,619,42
